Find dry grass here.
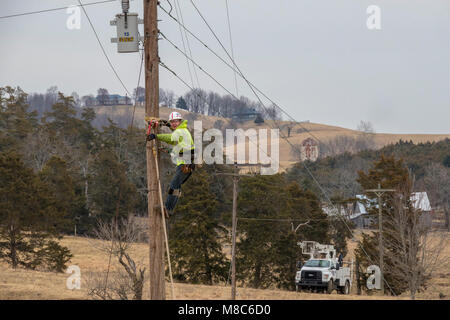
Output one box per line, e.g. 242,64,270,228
0,232,448,300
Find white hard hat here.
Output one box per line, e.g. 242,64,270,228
168,111,183,121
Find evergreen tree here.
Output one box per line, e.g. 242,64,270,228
42,93,82,144
169,168,228,285
272,182,330,290
39,156,79,234
89,150,138,222
0,86,37,152
235,175,331,290
236,174,291,289
175,96,188,110
0,152,72,271
355,155,414,295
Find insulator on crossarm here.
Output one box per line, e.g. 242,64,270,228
122,0,130,14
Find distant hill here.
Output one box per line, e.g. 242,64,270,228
92,105,450,171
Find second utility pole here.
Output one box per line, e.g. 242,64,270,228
216,164,257,300
144,0,165,300
365,183,395,294
231,171,238,300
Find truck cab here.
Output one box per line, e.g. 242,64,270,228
295,259,337,293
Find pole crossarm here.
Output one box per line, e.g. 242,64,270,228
365,188,396,196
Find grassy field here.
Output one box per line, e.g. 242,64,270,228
0,232,448,300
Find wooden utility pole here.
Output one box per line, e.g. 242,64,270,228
231,172,238,300
215,164,256,300
144,0,165,300
365,183,395,294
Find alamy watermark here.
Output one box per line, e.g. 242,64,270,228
169,121,280,175
367,5,381,30
366,265,381,290
66,5,81,30
66,265,81,290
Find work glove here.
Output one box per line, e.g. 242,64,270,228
160,120,171,128
147,133,156,141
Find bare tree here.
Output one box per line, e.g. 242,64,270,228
422,163,450,230
383,192,449,299
356,120,376,151
70,91,81,108
319,135,358,157
184,88,207,114
165,89,175,108
87,216,146,300
97,88,109,106
133,86,145,106
261,103,281,121
357,120,375,134
23,128,56,171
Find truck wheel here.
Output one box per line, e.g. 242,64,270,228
344,281,350,295
326,280,333,294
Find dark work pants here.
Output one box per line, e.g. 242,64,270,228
165,165,192,212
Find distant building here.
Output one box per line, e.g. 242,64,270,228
300,138,319,162
323,192,433,229
231,109,262,122
410,192,433,228
95,94,132,106
348,195,375,229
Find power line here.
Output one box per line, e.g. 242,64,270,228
77,0,132,97
160,59,396,294
0,0,117,20
224,0,239,97
162,7,397,294
159,3,323,145
159,60,276,166
128,40,145,132
160,32,239,101
174,0,201,89
2,0,133,98
171,0,195,89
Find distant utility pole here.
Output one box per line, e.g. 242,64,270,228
231,171,238,300
365,183,395,294
144,0,164,300
215,164,257,300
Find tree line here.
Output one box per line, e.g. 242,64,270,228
0,85,330,292
27,86,281,126
2,85,447,298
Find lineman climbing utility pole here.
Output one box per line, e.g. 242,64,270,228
365,183,395,294
144,0,165,300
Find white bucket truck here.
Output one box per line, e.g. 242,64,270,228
295,241,353,294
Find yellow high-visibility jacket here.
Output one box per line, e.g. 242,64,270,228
156,120,194,166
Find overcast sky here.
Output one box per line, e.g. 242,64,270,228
1,0,449,134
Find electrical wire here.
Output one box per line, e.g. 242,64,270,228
0,0,117,20
171,0,195,89
160,24,397,294
128,38,145,132
160,32,240,102
224,0,239,97
159,3,324,145
174,0,201,89
77,0,132,97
